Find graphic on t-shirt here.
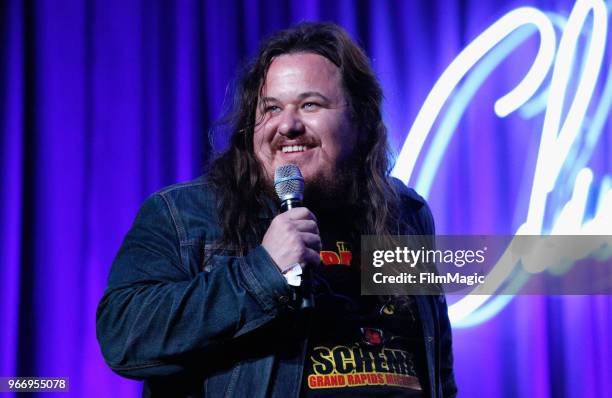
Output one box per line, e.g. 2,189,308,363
380,303,396,315
362,327,384,345
305,235,423,396
320,241,352,266
306,343,421,390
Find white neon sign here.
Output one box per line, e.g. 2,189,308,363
392,0,611,327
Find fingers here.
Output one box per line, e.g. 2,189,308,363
284,233,320,267
302,247,321,267
301,232,322,252
294,219,319,234
286,207,317,223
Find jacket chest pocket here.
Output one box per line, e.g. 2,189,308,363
201,242,241,272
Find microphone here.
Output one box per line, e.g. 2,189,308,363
274,164,304,211
274,164,314,309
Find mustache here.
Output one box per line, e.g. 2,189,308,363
271,137,319,151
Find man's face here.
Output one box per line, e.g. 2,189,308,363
253,53,358,196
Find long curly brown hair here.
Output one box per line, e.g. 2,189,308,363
208,22,400,254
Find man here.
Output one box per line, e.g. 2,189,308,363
96,22,456,397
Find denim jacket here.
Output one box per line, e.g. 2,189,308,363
96,176,457,397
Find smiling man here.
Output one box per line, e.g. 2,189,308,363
253,52,357,203
96,22,456,398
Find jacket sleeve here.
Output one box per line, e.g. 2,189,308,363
438,295,458,397
95,193,293,379
414,194,457,397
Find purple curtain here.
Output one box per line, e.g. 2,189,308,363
1,0,610,397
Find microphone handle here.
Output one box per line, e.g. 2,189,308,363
280,198,302,212
280,199,314,309
299,268,314,309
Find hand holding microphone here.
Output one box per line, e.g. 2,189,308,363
261,164,319,308
261,207,322,273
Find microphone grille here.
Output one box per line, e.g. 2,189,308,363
274,164,304,202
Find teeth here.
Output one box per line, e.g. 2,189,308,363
282,145,307,153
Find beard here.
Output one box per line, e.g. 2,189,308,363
303,164,358,211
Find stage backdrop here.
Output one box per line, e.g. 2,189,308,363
1,0,610,397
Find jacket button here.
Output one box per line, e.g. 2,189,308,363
278,295,290,304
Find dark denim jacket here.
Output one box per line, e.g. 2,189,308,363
96,177,457,397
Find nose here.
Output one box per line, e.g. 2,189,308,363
277,107,305,138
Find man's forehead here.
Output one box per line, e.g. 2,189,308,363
259,53,343,100
267,52,339,74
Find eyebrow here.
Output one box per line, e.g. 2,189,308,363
260,91,331,103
